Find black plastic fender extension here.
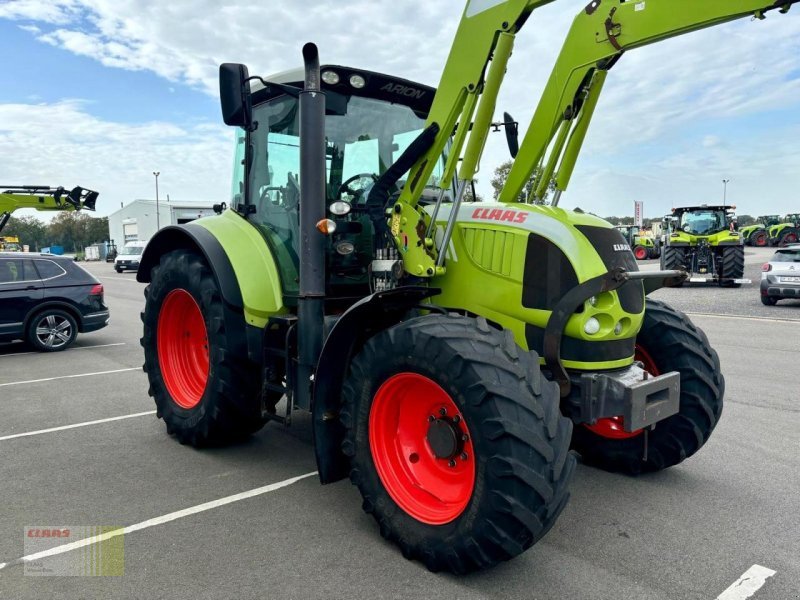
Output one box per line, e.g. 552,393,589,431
312,286,440,484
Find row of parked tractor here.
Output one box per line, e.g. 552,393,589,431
739,213,800,247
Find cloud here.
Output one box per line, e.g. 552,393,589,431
2,0,800,216
0,101,233,217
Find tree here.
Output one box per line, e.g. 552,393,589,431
463,181,484,203
736,214,755,227
2,215,48,251
490,160,552,203
47,212,109,252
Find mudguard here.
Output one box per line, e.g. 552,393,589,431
313,286,440,484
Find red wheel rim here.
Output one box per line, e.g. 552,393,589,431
754,232,768,247
584,344,660,440
369,373,475,525
634,247,648,260
157,289,209,409
785,233,798,245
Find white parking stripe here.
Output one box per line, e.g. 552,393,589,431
716,564,776,600
687,312,800,324
0,367,140,388
0,342,126,358
0,472,318,572
0,411,156,442
101,276,142,282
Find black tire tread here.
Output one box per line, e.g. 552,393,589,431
720,245,745,283
141,249,264,447
340,314,575,574
571,299,723,475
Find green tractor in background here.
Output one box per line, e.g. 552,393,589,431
768,213,800,246
740,215,781,247
660,205,746,286
615,225,660,260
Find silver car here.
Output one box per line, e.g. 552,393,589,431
761,244,800,305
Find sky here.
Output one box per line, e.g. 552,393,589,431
1,0,799,221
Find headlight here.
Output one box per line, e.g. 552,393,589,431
335,241,355,255
584,317,601,335
329,201,351,216
321,70,340,85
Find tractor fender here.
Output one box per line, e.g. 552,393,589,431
312,286,440,484
137,224,243,311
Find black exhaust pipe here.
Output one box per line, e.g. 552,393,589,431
296,43,326,411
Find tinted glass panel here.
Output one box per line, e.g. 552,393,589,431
0,259,23,283
35,259,66,279
773,250,800,262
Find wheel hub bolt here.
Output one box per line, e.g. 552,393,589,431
462,434,469,442
448,459,457,468
439,407,447,416
453,415,461,424
428,415,435,422
460,452,468,461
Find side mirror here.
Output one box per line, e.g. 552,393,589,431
219,63,253,129
503,112,519,158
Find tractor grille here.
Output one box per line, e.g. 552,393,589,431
461,227,517,277
521,233,579,311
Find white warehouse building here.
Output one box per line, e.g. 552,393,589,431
108,200,217,247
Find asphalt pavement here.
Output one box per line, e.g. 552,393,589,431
0,258,798,600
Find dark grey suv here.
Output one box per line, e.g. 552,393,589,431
761,244,800,305
0,253,109,351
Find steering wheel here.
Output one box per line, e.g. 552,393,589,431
337,173,378,205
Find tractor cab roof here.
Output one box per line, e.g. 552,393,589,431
671,204,735,213
249,65,435,119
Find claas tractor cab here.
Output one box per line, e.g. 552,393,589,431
615,225,660,260
660,204,748,286
137,0,796,574
740,214,781,247
768,213,800,246
0,236,21,252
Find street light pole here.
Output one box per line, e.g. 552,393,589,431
153,171,161,231
722,179,730,206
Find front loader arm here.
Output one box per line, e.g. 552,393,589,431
0,185,98,232
499,0,799,204
390,0,555,278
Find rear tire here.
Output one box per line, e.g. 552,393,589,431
341,314,575,574
571,299,724,475
26,309,78,352
141,249,265,446
719,245,744,287
633,245,648,261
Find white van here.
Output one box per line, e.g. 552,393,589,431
114,240,147,273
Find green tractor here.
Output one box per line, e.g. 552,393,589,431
740,215,780,247
768,213,800,246
136,0,794,574
660,205,747,286
615,225,660,260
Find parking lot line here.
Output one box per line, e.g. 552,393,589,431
716,564,776,600
0,367,140,388
0,411,156,442
0,342,126,358
687,312,800,324
0,471,318,572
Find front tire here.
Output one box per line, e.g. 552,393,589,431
571,299,724,475
341,314,575,573
141,249,265,446
761,295,778,306
633,245,648,261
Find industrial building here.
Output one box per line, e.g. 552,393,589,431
107,200,216,246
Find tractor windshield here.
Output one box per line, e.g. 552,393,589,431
232,93,447,295
679,209,727,236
